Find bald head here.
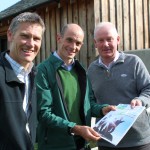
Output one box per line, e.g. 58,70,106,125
94,22,118,39
60,23,84,37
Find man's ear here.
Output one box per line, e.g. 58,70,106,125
94,39,97,48
57,34,62,43
7,30,13,42
117,35,120,44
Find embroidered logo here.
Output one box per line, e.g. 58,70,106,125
121,74,127,77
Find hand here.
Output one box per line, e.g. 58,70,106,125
102,105,116,115
130,99,142,108
71,125,101,141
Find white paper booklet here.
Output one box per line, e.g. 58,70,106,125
93,104,145,146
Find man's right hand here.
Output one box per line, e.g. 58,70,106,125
71,125,101,141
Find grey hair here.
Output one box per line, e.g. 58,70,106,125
9,12,45,35
94,22,118,38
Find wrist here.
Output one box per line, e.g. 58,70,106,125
68,127,75,136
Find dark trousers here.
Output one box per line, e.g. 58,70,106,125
74,136,91,150
98,143,150,150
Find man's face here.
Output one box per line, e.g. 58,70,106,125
7,22,43,69
94,27,120,63
57,27,84,64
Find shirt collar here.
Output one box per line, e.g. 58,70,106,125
53,51,75,71
99,51,120,69
5,53,33,76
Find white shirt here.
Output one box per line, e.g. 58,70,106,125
99,51,120,69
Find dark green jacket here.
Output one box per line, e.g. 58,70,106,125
36,54,106,150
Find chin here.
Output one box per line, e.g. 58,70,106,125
24,58,33,63
67,55,74,58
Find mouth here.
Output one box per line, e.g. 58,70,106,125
103,48,111,52
23,49,34,53
67,49,76,54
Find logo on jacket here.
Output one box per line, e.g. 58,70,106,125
121,74,127,77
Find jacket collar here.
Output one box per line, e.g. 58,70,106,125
48,52,86,73
0,51,36,83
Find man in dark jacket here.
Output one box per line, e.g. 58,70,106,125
0,12,45,150
36,23,115,150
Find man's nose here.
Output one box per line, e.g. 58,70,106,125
70,42,76,49
103,40,109,46
26,38,34,47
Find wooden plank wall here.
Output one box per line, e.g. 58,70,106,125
0,0,149,68
97,0,150,53
36,0,95,67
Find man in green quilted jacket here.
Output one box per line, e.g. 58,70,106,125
36,23,115,150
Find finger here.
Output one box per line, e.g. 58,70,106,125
103,105,116,115
136,100,142,106
131,100,136,108
87,131,101,141
131,99,142,108
90,128,100,137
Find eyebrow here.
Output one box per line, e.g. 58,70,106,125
66,37,83,44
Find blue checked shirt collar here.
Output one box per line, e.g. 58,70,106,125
53,51,75,71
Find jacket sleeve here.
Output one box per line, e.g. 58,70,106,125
35,66,76,134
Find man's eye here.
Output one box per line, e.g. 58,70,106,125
98,39,104,43
67,38,73,42
34,37,41,41
21,34,28,38
76,42,82,46
107,38,113,42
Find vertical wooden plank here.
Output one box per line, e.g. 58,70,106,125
36,10,44,63
68,2,73,23
50,8,57,52
143,0,149,48
87,0,96,65
129,0,136,50
72,0,79,24
78,0,88,68
101,0,109,21
60,4,68,28
70,0,76,4
40,11,46,62
135,0,143,49
93,0,100,58
56,7,61,50
56,7,61,33
116,0,123,51
109,0,116,25
72,0,79,60
45,7,51,57
94,0,100,26
123,0,130,50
